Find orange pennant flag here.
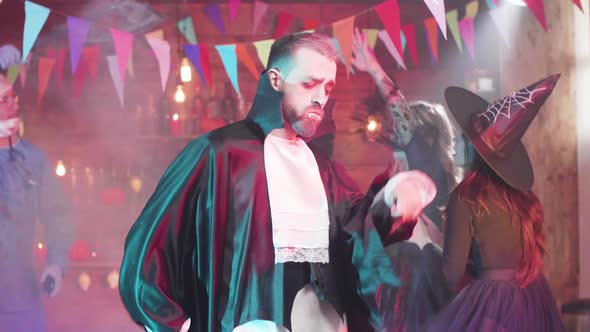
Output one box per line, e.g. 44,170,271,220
332,16,355,78
37,57,55,104
424,17,439,62
236,44,260,80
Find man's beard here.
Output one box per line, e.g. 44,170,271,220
284,107,323,138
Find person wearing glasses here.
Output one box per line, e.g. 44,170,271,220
0,44,74,332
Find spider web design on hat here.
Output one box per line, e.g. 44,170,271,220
477,86,549,124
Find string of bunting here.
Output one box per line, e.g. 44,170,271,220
15,0,585,106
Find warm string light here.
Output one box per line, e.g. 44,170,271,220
367,117,378,133
55,160,66,177
180,57,192,83
174,85,186,103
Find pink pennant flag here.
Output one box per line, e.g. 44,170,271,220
401,25,418,66
37,57,55,104
571,0,584,12
229,0,241,23
107,55,125,107
424,17,439,62
146,37,171,92
375,0,403,56
423,0,447,39
332,16,355,78
378,30,406,70
524,0,547,31
458,18,475,59
252,0,270,34
273,12,294,39
110,29,134,83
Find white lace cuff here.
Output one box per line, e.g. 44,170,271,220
275,247,329,264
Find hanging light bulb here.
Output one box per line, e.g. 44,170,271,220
55,160,66,177
367,117,379,133
174,85,186,103
172,113,180,121
180,57,192,83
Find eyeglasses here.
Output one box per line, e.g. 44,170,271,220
0,95,19,105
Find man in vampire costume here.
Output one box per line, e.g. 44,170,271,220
120,32,412,332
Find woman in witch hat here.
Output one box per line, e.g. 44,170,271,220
426,75,565,331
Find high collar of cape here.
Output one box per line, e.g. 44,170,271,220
245,71,336,141
246,71,285,137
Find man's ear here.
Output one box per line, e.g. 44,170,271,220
267,68,282,92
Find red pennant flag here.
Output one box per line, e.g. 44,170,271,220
303,19,320,31
375,0,402,56
200,45,213,88
73,55,87,100
37,57,55,104
424,17,439,62
401,25,418,66
571,0,584,12
524,0,547,31
273,12,294,39
236,44,260,80
82,47,99,81
55,48,66,88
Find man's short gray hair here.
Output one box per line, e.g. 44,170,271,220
266,32,339,70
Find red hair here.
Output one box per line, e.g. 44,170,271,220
453,141,545,288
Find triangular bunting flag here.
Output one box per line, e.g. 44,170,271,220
200,46,213,88
229,0,241,23
127,47,134,78
273,12,294,39
7,65,19,86
489,6,511,46
177,16,198,44
215,45,240,96
401,31,407,51
55,48,66,88
571,0,583,12
378,30,406,70
109,28,133,83
37,57,55,104
145,29,164,40
253,39,274,69
19,63,27,87
236,44,260,80
332,16,355,77
362,29,379,50
253,0,270,34
107,55,125,107
67,16,90,74
183,44,206,85
22,1,50,62
524,0,547,31
83,47,99,81
303,19,320,32
458,18,475,59
73,55,87,100
147,37,171,92
424,17,439,63
401,25,418,66
423,0,447,40
485,0,497,9
375,0,403,56
204,4,226,34
446,9,462,53
465,1,479,18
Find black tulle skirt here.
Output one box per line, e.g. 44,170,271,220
425,275,565,332
379,242,452,332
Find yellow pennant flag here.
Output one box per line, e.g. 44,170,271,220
466,1,479,18
253,39,274,69
7,64,20,86
145,29,164,40
332,16,355,78
362,29,379,50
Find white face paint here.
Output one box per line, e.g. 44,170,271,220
0,117,18,138
279,48,337,138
